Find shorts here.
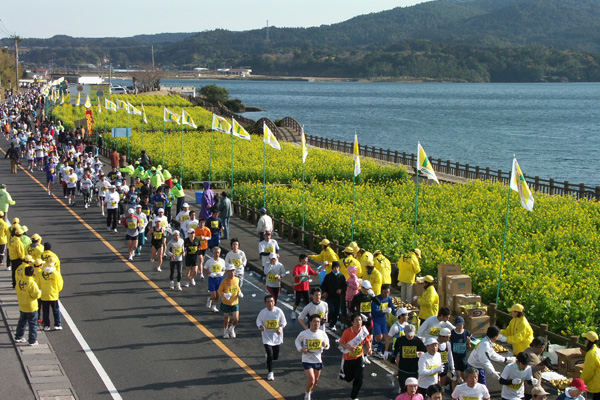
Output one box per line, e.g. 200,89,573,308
220,303,239,313
66,187,76,195
372,317,388,336
198,249,206,256
36,157,44,163
46,175,55,183
185,254,198,267
302,362,324,371
126,234,137,241
208,276,223,292
295,290,310,306
151,240,163,250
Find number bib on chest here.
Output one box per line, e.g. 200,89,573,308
211,264,222,273
267,273,278,283
307,339,322,351
402,346,417,358
348,345,363,358
266,319,279,330
128,221,137,229
360,302,371,313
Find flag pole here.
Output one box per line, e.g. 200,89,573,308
180,115,184,183
263,134,267,208
302,131,306,231
230,122,235,204
115,107,119,152
208,129,214,182
127,108,130,161
141,114,144,151
351,131,357,241
413,165,420,249
496,157,514,304
162,116,165,165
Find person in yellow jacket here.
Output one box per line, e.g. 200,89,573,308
373,250,392,285
14,265,42,345
9,227,25,287
218,264,243,339
357,248,374,270
348,241,360,257
0,210,9,267
397,248,422,303
15,255,34,281
41,242,61,272
340,246,362,279
37,257,64,331
311,239,339,274
581,331,600,399
417,275,439,322
499,304,534,355
360,260,383,295
26,233,44,260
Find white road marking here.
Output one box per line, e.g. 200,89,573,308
59,301,123,400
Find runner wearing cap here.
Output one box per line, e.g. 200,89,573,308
451,316,475,384
134,205,148,256
310,238,339,274
257,294,287,381
395,377,424,400
43,157,57,196
451,367,490,400
436,327,456,387
183,229,201,287
394,324,427,392
153,208,169,230
148,220,166,269
165,230,185,291
224,238,247,287
95,174,110,216
417,307,455,341
418,337,443,396
80,171,93,209
339,313,372,400
123,209,139,261
174,202,190,229
217,263,243,338
385,307,411,360
258,230,279,273
193,218,211,280
292,254,318,320
105,185,120,233
264,253,286,304
204,246,226,312
65,166,78,206
294,314,330,400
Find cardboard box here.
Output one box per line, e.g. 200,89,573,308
465,315,490,337
454,294,482,311
438,264,462,297
446,275,472,295
459,306,487,318
412,282,425,298
556,348,586,376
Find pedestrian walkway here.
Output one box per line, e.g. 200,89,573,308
0,272,77,400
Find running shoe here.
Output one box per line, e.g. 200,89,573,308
44,326,50,331
15,338,26,343
291,311,297,320
107,226,111,232
113,229,117,233
170,280,175,290
176,282,182,291
229,326,236,338
29,341,39,346
206,298,212,308
54,326,63,331
223,328,229,339
267,372,274,381
211,305,219,313
190,278,196,286
157,266,162,272
363,356,371,365
184,282,190,288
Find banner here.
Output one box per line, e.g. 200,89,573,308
85,109,94,136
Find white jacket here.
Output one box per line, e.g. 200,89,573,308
467,336,506,379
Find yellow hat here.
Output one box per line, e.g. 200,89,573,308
23,255,34,263
582,331,599,342
508,304,525,312
349,241,359,251
34,258,44,266
12,217,20,224
14,228,23,236
417,275,434,283
414,248,422,258
343,246,354,254
31,233,42,241
366,260,375,267
0,211,4,217
319,239,330,246
21,225,28,233
373,250,382,255
45,256,57,266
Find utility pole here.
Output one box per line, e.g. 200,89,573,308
11,35,21,92
266,20,270,41
151,45,155,71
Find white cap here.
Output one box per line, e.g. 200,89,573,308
226,264,236,271
439,328,451,337
405,377,419,387
182,203,189,208
116,182,122,186
269,253,278,260
425,337,438,346
172,230,180,236
396,307,409,317
187,229,195,234
157,208,164,213
361,280,372,289
135,204,142,208
110,185,116,189
127,208,134,214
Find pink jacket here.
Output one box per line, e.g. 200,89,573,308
345,266,359,302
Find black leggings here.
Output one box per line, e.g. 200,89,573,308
264,344,280,372
107,209,118,229
340,357,364,399
170,261,182,281
267,286,281,304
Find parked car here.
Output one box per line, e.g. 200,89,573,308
110,85,127,94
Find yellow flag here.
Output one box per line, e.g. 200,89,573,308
76,93,81,107
128,102,142,116
164,107,181,124
117,99,128,111
417,142,439,184
141,103,147,124
301,127,308,163
84,95,91,109
231,117,251,140
212,114,231,133
181,109,197,128
510,158,534,211
105,99,117,112
263,122,281,150
97,98,102,114
353,133,361,176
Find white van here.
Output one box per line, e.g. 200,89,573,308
110,86,127,94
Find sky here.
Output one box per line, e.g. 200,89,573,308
1,0,428,39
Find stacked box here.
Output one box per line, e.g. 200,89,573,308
438,264,462,310
446,275,472,295
465,315,490,337
459,305,487,318
556,348,586,377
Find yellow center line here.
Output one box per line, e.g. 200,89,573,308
6,153,285,400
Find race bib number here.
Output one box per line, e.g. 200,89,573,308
174,248,182,256
110,201,117,207
229,286,238,295
211,264,222,273
101,186,107,192
360,302,371,313
265,246,274,253
153,232,163,239
156,201,163,207
453,342,467,354
307,339,322,351
211,221,219,229
50,168,55,173
188,246,197,254
232,259,242,267
379,303,389,311
161,221,167,227
267,273,278,283
70,177,76,182
508,381,523,390
143,209,150,215
181,215,189,221
428,327,442,336
128,222,137,229
266,319,279,330
427,364,440,376
463,397,480,400
441,351,449,364
348,345,363,358
190,223,198,229
119,193,124,199
402,346,417,359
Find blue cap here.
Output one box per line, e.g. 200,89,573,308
455,316,465,325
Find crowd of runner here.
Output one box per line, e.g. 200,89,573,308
2,84,599,400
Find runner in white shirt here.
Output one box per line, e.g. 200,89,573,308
224,238,247,287
499,352,536,400
203,246,226,313
80,174,93,209
180,210,199,239
418,337,444,396
256,294,287,381
294,315,330,400
258,231,279,271
417,307,455,340
451,367,491,400
298,288,329,331
65,167,78,206
95,174,110,216
174,203,190,228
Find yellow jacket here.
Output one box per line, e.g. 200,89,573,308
418,285,439,320
358,252,373,269
310,247,339,274
26,243,44,260
374,254,392,285
36,266,64,301
16,276,41,313
0,218,9,245
397,252,421,284
360,267,383,295
217,277,240,306
8,236,25,261
341,255,362,279
41,250,61,272
581,344,600,393
501,316,534,355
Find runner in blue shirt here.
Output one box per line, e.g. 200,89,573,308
371,284,395,358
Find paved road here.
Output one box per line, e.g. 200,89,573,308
0,156,406,400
